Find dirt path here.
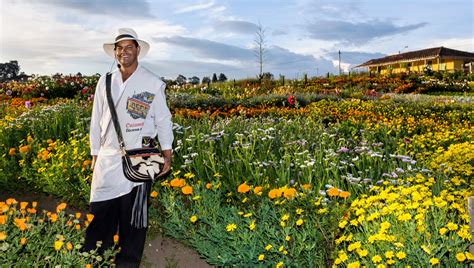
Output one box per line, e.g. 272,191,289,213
0,191,212,268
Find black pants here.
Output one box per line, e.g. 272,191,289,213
84,186,147,267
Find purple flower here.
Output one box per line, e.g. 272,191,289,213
6,89,12,96
25,101,31,109
337,147,349,153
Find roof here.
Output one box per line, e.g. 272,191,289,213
355,47,474,68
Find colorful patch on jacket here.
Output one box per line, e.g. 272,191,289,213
126,91,155,119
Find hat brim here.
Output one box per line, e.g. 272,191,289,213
103,38,150,59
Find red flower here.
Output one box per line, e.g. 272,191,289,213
287,95,295,105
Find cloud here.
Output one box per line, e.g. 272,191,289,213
216,20,258,35
325,51,386,66
306,19,428,44
174,0,216,14
272,30,288,36
153,36,253,62
22,0,154,17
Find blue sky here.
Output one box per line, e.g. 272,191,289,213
0,0,472,79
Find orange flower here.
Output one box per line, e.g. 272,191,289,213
283,188,297,199
75,224,81,230
206,183,212,189
301,184,312,190
19,146,30,153
253,186,263,195
0,215,6,225
114,234,119,243
268,189,282,199
237,182,250,193
14,218,27,231
86,214,94,222
75,212,81,219
339,191,351,199
20,202,28,210
50,213,58,223
86,264,92,268
170,178,186,187
66,242,73,250
327,187,340,197
8,148,15,156
20,237,27,245
6,198,17,205
27,136,33,143
150,191,158,198
27,208,36,214
182,185,193,195
56,203,67,213
32,202,37,208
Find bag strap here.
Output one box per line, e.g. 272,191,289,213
105,73,126,153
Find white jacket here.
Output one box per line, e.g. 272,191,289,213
89,64,173,202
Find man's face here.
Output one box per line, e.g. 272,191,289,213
115,40,139,68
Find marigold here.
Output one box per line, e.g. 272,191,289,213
456,252,466,262
283,188,297,199
327,187,340,197
66,242,73,250
182,185,193,195
19,145,30,153
56,203,67,213
20,237,27,245
237,182,250,193
114,234,119,243
253,186,263,195
268,188,282,199
0,215,6,225
8,148,15,156
206,183,212,189
339,191,351,199
86,214,94,222
150,191,158,198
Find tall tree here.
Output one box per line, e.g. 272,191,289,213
218,73,227,82
176,74,187,85
0,60,20,82
211,73,218,83
254,23,266,79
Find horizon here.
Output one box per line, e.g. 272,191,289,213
1,0,473,80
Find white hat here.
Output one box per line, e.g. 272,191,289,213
103,28,150,59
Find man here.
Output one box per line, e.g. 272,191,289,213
84,28,173,267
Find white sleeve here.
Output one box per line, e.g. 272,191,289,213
89,75,105,155
153,81,173,150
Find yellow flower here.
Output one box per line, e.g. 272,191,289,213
339,220,348,228
0,232,7,241
396,251,406,260
296,208,303,215
296,218,304,226
356,249,368,257
466,252,474,260
347,261,360,268
54,240,64,251
276,261,284,268
265,244,273,251
446,222,458,231
226,223,237,232
190,215,198,223
249,220,256,231
438,227,447,235
253,186,263,195
421,245,431,255
150,191,158,198
372,255,382,264
385,251,394,259
429,258,439,265
456,252,466,262
258,254,264,261
347,241,361,252
285,236,291,241
281,214,290,221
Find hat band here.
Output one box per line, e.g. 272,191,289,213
115,34,136,42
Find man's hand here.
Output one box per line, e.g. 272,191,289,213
91,155,97,170
159,149,172,177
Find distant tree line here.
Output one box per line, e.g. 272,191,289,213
162,72,228,87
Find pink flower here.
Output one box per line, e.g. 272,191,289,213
25,101,32,109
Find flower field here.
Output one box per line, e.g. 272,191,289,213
0,73,473,266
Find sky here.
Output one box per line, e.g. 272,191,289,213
0,0,473,80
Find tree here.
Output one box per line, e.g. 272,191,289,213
211,73,218,83
254,22,266,79
218,73,227,82
188,76,200,85
202,76,211,85
175,74,186,85
0,60,20,82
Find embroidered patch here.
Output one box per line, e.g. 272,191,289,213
126,91,155,119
